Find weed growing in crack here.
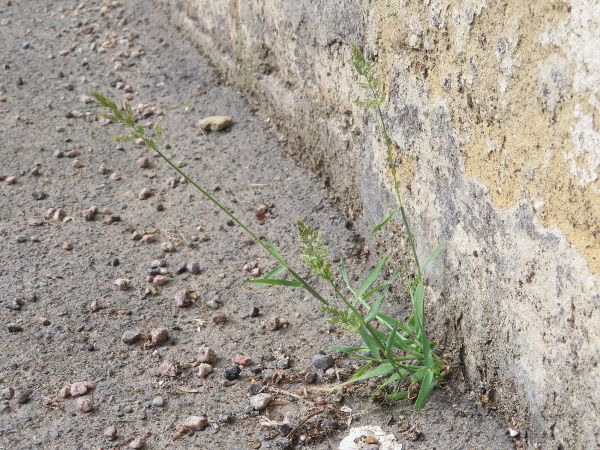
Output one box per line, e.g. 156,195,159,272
91,47,447,413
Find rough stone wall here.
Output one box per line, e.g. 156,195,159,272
153,0,599,447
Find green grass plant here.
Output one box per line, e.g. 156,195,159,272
90,46,446,413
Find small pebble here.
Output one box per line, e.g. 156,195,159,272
212,313,227,325
90,300,100,312
53,208,66,220
206,299,222,309
197,363,213,378
30,166,40,176
32,191,45,200
122,330,141,344
141,234,156,243
99,164,108,174
224,366,241,381
240,236,254,245
153,275,167,285
138,188,152,200
243,260,258,272
186,261,200,274
219,414,232,424
137,156,151,168
14,389,29,404
174,290,191,308
132,231,143,240
161,241,175,252
59,387,70,398
184,416,208,431
197,346,217,364
262,316,288,331
249,393,273,411
305,372,318,384
129,437,145,449
72,159,83,169
150,328,169,345
28,218,44,227
152,396,164,407
54,150,64,158
70,382,89,397
7,323,23,333
67,149,80,158
40,318,51,326
149,259,166,268
233,354,253,366
115,279,130,291
62,242,73,251
109,172,121,181
1,387,14,399
104,425,117,441
312,354,334,370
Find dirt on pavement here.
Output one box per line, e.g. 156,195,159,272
0,1,520,449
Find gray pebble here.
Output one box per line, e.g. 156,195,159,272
149,259,166,269
305,372,318,384
186,261,201,274
32,191,46,200
312,354,334,370
49,430,59,438
124,406,133,413
152,396,164,407
53,150,64,158
277,358,290,369
13,389,29,404
22,42,30,49
121,330,141,345
7,323,23,333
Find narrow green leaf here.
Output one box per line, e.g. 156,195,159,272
410,367,427,382
357,253,389,298
253,265,288,290
386,391,409,400
340,259,355,294
265,238,283,260
245,279,303,288
414,370,435,413
359,326,381,360
363,270,399,299
364,289,387,323
336,363,395,389
412,283,425,329
385,322,399,353
264,265,287,280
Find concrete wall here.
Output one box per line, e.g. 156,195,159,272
153,0,599,447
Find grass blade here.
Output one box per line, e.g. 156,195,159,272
359,326,381,360
245,279,303,288
385,322,399,353
356,253,389,298
336,362,395,389
414,370,435,413
363,270,399,299
253,265,288,289
412,283,425,329
340,259,355,295
364,289,387,323
386,391,409,400
370,209,396,236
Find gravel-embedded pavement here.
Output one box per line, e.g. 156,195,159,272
0,0,516,448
